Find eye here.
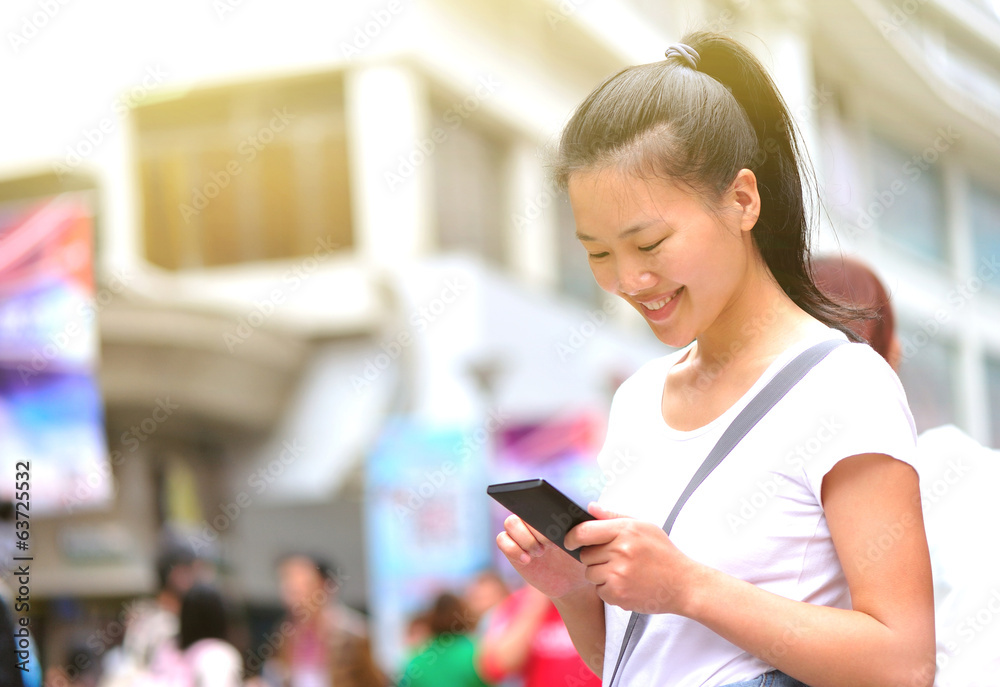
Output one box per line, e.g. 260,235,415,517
587,251,609,259
639,238,665,252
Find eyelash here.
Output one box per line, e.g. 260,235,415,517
587,237,666,260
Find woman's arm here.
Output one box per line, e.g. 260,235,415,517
477,587,550,676
566,454,935,687
550,585,606,677
496,515,607,677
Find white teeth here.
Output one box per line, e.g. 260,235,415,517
643,288,682,311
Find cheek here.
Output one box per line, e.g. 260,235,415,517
589,260,617,292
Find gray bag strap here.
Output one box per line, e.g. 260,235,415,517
606,338,847,687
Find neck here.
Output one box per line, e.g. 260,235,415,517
693,259,818,369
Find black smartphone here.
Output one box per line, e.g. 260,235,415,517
487,479,595,561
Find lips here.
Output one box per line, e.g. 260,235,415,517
639,287,683,310
635,286,683,321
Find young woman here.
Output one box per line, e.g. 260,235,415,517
496,32,935,687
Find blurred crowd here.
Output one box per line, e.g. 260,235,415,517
1,540,599,687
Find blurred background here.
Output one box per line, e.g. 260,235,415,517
1,0,999,683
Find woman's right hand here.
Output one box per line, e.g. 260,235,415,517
496,514,591,599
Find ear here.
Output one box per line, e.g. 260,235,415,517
731,168,761,233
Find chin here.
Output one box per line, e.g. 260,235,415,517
651,328,693,349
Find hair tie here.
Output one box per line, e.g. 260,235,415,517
664,43,700,69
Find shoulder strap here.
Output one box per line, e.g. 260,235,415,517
606,338,846,687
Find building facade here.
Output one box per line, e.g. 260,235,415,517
1,0,998,674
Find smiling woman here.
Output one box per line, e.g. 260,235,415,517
494,31,936,687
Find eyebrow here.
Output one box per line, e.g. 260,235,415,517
575,220,657,242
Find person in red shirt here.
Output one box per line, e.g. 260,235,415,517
477,585,599,687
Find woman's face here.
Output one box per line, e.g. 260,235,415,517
567,168,760,347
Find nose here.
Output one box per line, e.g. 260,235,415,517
616,259,657,296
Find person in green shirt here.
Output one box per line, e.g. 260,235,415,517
399,592,492,687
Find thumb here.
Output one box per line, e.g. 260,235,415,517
588,502,626,520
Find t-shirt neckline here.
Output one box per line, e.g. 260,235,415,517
657,328,848,440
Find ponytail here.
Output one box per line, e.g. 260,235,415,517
554,31,864,339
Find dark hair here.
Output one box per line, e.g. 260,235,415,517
427,592,475,636
155,541,196,592
276,552,338,584
554,31,860,336
179,583,229,650
812,256,894,359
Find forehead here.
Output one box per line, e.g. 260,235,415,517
567,169,704,233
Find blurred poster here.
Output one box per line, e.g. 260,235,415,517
0,193,111,514
489,414,604,577
365,418,492,674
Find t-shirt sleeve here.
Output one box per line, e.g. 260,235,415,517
798,344,918,503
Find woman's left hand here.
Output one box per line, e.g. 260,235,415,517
564,503,706,616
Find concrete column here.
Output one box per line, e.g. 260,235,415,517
744,2,824,233
945,162,991,442
345,64,433,268
506,142,558,291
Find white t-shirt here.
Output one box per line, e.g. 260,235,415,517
597,329,917,687
913,425,1000,687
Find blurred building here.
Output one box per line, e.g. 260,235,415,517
1,0,999,674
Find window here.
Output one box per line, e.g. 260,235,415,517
969,179,1000,292
868,133,948,263
432,103,507,267
134,72,352,269
896,328,958,433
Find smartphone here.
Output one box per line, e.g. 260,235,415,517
487,479,595,561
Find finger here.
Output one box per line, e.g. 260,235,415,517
496,531,532,566
503,515,545,558
581,558,612,587
565,518,623,551
577,541,612,567
588,501,626,519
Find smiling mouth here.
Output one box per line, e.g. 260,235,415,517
639,287,683,311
